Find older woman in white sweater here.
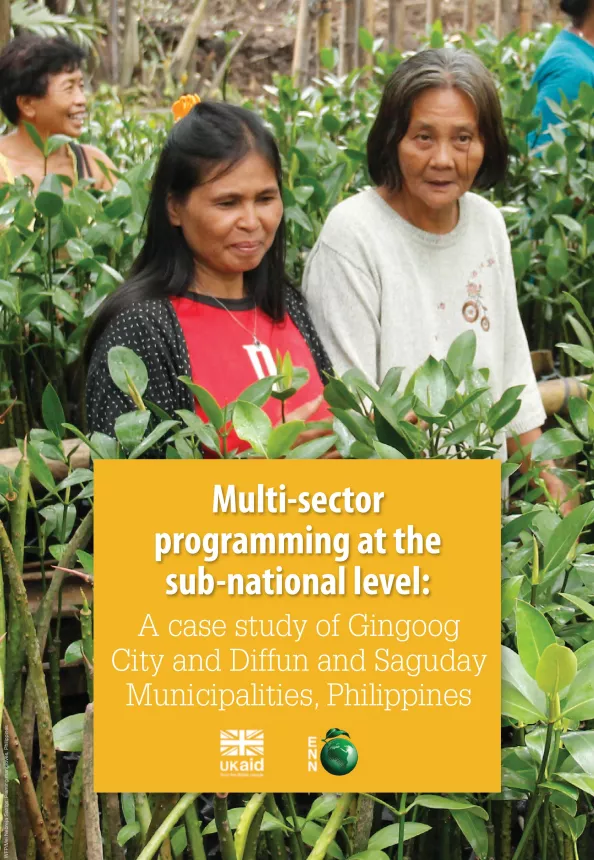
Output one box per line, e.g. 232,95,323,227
303,48,570,507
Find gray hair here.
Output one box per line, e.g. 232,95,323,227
367,48,508,191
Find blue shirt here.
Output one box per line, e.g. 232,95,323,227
531,30,594,147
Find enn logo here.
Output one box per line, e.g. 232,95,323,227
220,729,265,774
308,736,318,772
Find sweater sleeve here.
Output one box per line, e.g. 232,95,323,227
302,239,381,385
85,302,189,439
499,228,546,436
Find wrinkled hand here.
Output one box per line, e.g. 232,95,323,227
541,467,580,517
285,395,340,459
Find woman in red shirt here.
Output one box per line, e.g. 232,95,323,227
84,101,332,455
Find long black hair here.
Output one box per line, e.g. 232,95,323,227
84,101,288,364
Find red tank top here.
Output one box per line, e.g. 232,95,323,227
169,293,330,455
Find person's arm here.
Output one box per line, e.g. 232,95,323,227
302,239,381,385
83,144,118,191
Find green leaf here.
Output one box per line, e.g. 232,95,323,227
35,173,64,218
108,346,149,398
562,292,594,340
27,443,56,493
285,435,337,459
501,646,547,721
233,401,272,456
129,420,178,460
121,793,136,826
444,420,478,447
446,330,476,382
556,343,594,368
451,809,488,860
556,773,594,797
501,681,547,724
41,384,65,440
358,27,374,53
562,668,594,721
180,377,224,430
202,809,289,836
546,240,568,280
501,511,539,544
306,794,339,821
267,421,305,459
412,356,447,416
53,713,84,752
544,502,594,572
413,797,488,819
561,731,594,776
117,822,141,846
238,375,282,407
501,577,524,620
349,853,389,860
373,441,406,459
114,410,151,452
516,600,556,679
368,823,432,850
23,121,45,153
64,640,83,664
300,820,343,858
531,428,583,462
561,592,594,622
535,644,577,694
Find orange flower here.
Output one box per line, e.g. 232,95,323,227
172,94,201,122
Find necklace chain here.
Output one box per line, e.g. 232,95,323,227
194,288,260,346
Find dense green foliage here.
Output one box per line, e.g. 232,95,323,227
1,21,594,860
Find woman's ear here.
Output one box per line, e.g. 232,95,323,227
167,194,181,227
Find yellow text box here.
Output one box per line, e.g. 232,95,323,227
94,460,500,792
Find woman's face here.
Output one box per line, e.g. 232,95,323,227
397,87,485,212
167,150,283,276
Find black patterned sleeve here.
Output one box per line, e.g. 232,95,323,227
85,300,192,439
285,285,334,381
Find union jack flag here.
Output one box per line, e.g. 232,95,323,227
220,729,264,757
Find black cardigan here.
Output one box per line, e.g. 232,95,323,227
85,287,333,439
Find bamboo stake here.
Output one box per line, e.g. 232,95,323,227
0,522,63,859
363,0,375,66
519,0,533,34
387,0,406,51
292,0,313,85
463,0,477,34
317,0,333,54
108,0,119,84
339,0,357,74
3,707,53,860
82,704,102,860
494,0,514,38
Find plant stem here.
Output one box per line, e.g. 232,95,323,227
282,794,306,860
0,518,63,860
82,703,101,860
136,794,200,860
214,794,237,860
235,794,266,860
398,793,408,860
3,707,53,860
308,793,354,860
263,795,288,860
511,795,545,860
63,755,84,860
79,594,94,700
184,799,206,860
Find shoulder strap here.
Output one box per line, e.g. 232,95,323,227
0,151,15,184
285,285,334,382
69,143,92,180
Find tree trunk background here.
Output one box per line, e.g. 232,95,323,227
0,0,10,50
463,0,477,34
387,0,406,51
292,0,312,85
170,0,209,81
339,0,356,74
119,0,140,87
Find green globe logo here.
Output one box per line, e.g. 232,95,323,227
320,728,358,776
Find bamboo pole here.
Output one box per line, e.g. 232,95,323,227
519,0,533,34
387,0,406,51
363,0,375,65
463,0,477,34
339,0,356,74
426,0,440,29
292,0,313,85
353,0,364,69
317,0,333,52
119,0,140,87
170,0,209,82
108,0,119,84
494,0,514,38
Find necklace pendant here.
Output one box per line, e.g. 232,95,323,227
253,337,261,347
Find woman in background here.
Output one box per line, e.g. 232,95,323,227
531,1,594,147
